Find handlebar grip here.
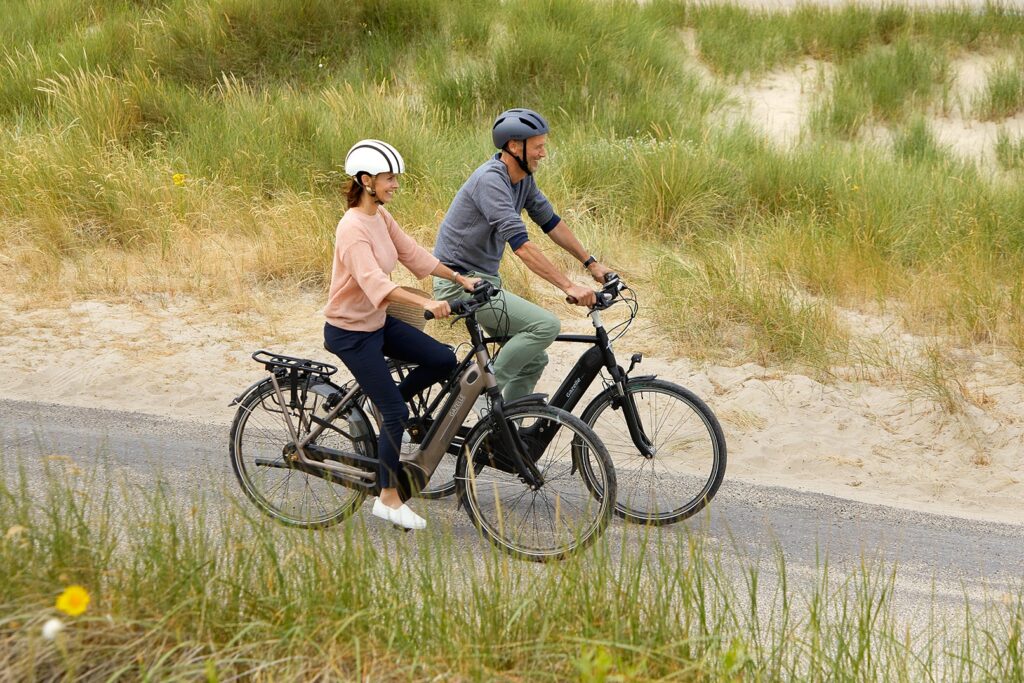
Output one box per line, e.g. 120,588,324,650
425,300,471,320
565,295,578,305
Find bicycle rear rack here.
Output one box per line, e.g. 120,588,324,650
252,350,338,378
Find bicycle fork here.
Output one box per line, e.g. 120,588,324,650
486,387,545,490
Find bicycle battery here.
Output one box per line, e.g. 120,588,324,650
399,361,485,498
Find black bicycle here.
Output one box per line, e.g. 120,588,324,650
227,282,617,562
398,274,726,526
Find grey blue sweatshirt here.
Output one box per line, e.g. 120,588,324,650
433,154,560,275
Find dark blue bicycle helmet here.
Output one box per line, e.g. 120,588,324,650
492,108,549,176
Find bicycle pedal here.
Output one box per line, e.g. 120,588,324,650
391,524,413,533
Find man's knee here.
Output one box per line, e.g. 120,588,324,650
534,310,560,344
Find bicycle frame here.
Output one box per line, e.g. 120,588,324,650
253,289,547,499
485,298,656,458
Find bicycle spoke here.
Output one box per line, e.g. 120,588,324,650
230,379,366,528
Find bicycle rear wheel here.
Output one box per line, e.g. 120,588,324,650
580,378,726,525
455,405,616,562
229,377,371,528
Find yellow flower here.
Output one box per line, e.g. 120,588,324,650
56,585,90,617
172,173,187,187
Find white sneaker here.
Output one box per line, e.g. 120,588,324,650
372,498,426,530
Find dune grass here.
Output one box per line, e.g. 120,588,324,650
677,2,1024,78
811,40,948,137
2,455,1023,681
975,59,1024,120
1,0,1023,378
996,129,1024,171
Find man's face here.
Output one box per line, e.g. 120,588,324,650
513,134,548,172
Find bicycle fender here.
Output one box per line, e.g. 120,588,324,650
580,375,656,415
503,393,548,410
230,376,342,407
230,377,271,406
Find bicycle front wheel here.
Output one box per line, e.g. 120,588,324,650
455,405,616,562
580,378,726,525
229,377,370,528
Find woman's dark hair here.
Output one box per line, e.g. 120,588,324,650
344,177,365,208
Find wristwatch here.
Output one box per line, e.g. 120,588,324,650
581,255,597,268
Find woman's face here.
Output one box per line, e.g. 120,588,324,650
369,172,400,203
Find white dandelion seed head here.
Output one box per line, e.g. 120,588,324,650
42,618,65,640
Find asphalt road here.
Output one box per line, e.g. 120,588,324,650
2,398,1021,626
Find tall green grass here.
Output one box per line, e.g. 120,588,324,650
975,60,1024,120
672,2,1024,78
2,0,1024,371
996,129,1024,171
813,40,948,137
3,456,1023,680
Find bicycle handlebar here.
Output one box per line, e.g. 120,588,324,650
565,272,624,310
424,280,500,321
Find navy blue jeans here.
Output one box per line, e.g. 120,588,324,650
324,317,457,488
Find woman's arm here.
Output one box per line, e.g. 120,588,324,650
430,263,481,292
384,285,452,319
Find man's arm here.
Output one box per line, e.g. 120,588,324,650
545,221,613,283
512,241,596,307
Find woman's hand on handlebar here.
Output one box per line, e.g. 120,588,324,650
423,299,452,320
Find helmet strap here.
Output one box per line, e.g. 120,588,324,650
360,173,385,205
503,142,532,176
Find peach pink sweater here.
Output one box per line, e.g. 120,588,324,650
324,207,439,332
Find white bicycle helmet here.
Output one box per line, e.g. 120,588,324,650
344,139,405,183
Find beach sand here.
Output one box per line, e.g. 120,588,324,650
2,288,1020,527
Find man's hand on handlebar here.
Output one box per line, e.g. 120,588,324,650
423,299,452,320
587,260,614,284
564,284,597,307
455,274,484,293
564,272,622,309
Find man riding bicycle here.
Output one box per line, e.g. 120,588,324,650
432,108,612,401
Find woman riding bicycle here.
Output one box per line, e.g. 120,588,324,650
324,139,479,530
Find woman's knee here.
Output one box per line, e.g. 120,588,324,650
424,343,457,377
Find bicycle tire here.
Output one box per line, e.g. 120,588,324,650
229,377,371,528
578,378,726,525
454,405,616,562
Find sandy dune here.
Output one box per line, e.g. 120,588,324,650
2,290,1020,526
